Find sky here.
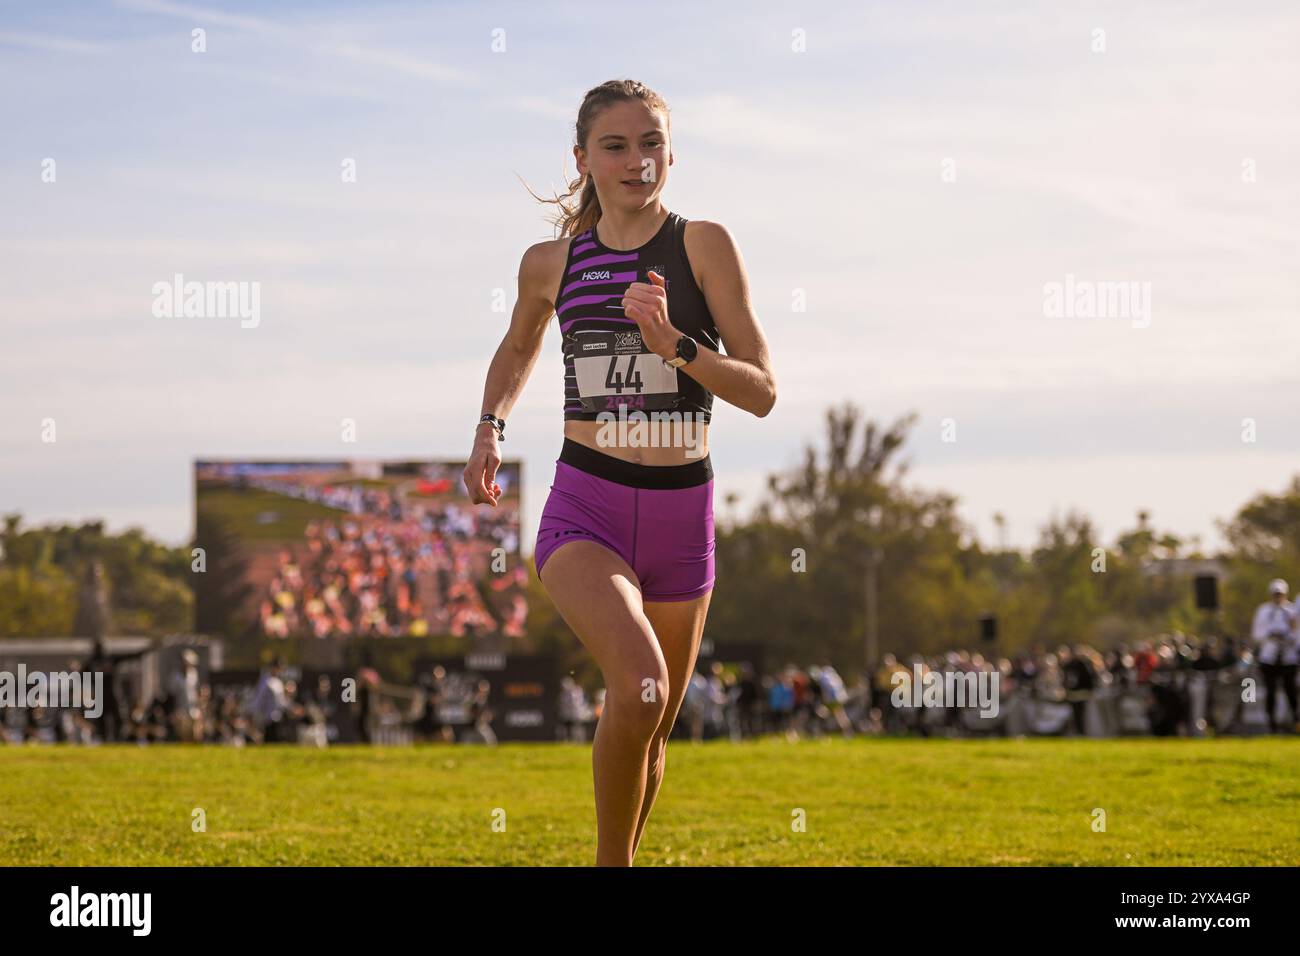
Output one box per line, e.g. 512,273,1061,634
2,0,1297,557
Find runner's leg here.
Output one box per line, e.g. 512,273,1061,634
631,589,713,859
539,539,669,866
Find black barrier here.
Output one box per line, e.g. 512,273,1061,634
412,654,558,742
208,667,367,744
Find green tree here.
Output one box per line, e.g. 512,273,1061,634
711,404,994,669
0,514,193,636
1219,475,1300,636
193,510,257,640
0,563,77,636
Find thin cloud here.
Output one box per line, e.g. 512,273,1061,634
114,0,281,34
0,30,106,54
116,0,478,86
320,41,476,86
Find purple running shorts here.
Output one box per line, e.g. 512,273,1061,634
534,438,715,602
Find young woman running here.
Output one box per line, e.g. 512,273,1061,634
463,79,776,866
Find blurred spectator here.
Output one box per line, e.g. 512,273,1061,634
557,676,590,742
682,671,711,742
811,665,852,738
1061,644,1097,735
1252,579,1298,732
167,649,204,743
415,666,453,744
736,663,761,738
466,680,496,746
249,658,291,743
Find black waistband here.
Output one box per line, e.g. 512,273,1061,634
558,438,712,489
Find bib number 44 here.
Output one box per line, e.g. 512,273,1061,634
604,354,645,393
569,330,679,412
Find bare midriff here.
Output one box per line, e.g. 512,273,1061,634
563,419,710,465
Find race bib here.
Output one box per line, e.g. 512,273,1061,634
567,329,679,414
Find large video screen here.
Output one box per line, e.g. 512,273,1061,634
194,460,526,639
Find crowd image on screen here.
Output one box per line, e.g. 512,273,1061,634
229,467,526,640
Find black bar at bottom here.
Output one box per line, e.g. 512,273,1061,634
0,866,1287,940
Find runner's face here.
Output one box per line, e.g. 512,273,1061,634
580,100,671,208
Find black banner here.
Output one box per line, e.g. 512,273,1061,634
0,866,1285,941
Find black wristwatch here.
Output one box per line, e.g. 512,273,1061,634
478,413,505,441
666,335,697,368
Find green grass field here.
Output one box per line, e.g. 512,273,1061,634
3,737,1297,866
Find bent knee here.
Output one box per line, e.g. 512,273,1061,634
605,668,671,730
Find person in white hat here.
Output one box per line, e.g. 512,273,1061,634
167,648,205,742
1251,579,1298,732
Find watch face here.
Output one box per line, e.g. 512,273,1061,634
678,336,697,361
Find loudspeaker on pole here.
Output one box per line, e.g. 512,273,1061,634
1193,574,1219,611
979,613,998,643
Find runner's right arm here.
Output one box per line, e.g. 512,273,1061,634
464,241,560,506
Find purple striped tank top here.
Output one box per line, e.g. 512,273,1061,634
552,210,720,423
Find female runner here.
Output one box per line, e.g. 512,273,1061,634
463,79,776,866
